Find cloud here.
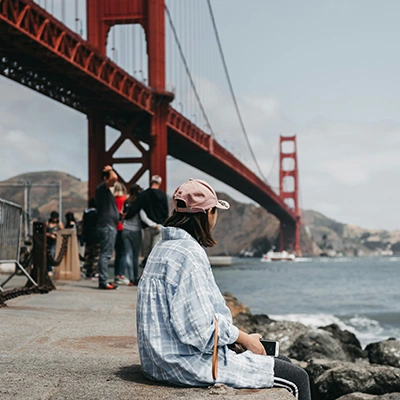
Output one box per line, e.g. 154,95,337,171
322,159,369,185
0,76,87,181
298,117,400,186
326,0,352,13
4,130,49,165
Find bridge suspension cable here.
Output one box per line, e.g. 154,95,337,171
165,5,216,138
205,0,267,182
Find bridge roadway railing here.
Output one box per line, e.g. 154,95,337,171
0,198,38,293
0,0,155,116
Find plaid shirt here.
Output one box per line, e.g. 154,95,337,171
137,227,274,388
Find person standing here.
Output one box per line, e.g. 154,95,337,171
65,211,77,229
82,198,99,279
125,175,168,267
45,211,64,277
122,184,158,286
113,182,129,285
95,165,119,290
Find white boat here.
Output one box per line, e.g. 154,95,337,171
209,256,233,266
261,250,295,262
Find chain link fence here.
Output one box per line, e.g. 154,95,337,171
0,198,37,294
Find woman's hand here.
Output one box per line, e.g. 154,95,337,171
236,330,266,356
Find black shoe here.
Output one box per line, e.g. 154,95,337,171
99,282,118,290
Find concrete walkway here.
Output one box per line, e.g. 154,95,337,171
0,276,293,400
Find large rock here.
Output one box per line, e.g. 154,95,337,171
366,338,400,368
223,292,251,318
320,324,367,361
257,319,310,354
232,312,310,354
306,359,400,400
337,393,400,400
288,330,350,362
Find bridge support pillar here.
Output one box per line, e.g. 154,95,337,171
279,219,301,255
149,95,172,193
88,114,109,200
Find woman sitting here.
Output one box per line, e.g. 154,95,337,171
136,178,311,400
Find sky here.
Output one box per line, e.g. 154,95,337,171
1,0,400,230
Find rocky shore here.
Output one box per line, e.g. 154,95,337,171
224,293,400,400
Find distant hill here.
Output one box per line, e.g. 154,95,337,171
2,171,398,256
0,171,87,222
303,210,400,256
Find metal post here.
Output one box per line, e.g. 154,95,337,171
24,182,29,242
58,180,62,221
27,181,31,238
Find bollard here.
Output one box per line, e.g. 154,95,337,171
26,222,56,290
53,228,81,281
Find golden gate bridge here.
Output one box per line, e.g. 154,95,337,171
0,0,301,253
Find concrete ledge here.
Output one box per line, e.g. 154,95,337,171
0,278,294,400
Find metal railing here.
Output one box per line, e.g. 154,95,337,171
0,198,22,262
0,198,37,292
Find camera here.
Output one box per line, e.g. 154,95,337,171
260,339,280,357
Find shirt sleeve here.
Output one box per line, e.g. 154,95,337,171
139,209,157,228
169,254,239,353
125,193,145,219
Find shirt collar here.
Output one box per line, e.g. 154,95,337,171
161,226,195,241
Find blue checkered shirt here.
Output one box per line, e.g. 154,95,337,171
137,227,274,388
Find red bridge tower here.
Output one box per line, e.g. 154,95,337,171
279,135,302,255
86,0,172,196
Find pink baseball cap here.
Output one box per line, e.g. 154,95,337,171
173,178,230,213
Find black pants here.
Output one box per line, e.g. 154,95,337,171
273,355,311,400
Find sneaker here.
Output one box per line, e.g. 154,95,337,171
99,282,118,290
128,281,138,287
114,276,130,285
86,273,99,281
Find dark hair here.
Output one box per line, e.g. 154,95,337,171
126,184,142,204
88,197,96,209
102,170,111,180
49,211,59,223
164,200,217,247
65,211,76,222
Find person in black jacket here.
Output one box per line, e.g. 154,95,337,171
82,198,99,279
125,175,168,267
95,165,119,289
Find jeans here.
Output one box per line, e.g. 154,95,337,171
114,230,126,277
97,225,117,286
83,242,100,277
122,229,142,284
274,355,311,400
46,241,56,273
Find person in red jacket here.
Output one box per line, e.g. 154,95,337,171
113,181,129,285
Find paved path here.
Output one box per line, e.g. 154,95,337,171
0,276,293,400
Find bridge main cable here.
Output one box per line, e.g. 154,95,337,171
206,0,268,183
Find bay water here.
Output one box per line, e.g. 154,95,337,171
213,256,400,348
